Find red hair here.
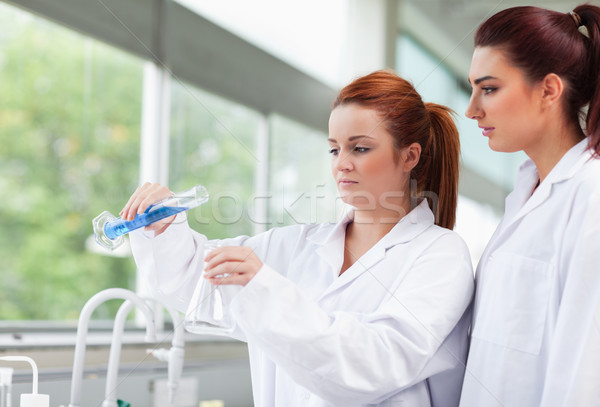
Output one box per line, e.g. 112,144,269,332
333,70,460,229
475,4,600,156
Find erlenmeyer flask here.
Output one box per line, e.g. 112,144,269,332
184,242,235,335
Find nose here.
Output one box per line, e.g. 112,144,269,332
333,151,353,172
465,94,483,120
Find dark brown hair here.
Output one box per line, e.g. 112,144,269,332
333,70,460,229
475,4,600,155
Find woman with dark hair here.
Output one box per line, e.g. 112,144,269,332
461,4,600,406
122,70,473,406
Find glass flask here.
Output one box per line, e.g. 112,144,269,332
184,242,235,335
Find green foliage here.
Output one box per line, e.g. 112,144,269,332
169,82,258,239
0,5,141,320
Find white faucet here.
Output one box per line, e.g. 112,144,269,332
144,299,185,406
68,288,156,407
0,356,50,407
103,298,184,407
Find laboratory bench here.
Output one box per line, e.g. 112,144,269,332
0,326,253,407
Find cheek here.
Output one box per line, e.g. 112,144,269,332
490,91,532,121
361,158,388,176
362,156,402,186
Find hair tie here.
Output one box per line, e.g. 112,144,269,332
569,10,583,27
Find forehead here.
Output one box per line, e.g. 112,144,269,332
468,46,520,83
328,104,385,135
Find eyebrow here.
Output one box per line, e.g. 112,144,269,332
469,75,498,85
327,135,375,143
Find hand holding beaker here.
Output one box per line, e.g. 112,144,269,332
120,182,175,230
203,246,263,286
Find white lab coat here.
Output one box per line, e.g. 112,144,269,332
131,199,474,407
460,139,600,407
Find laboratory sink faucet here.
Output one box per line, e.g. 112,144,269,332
68,288,157,407
103,298,184,407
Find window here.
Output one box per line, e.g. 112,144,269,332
268,114,339,227
169,80,262,239
0,3,143,320
0,1,339,323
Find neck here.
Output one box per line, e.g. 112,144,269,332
350,197,412,238
526,122,584,182
340,196,412,276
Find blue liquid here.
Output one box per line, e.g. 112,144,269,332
104,206,188,240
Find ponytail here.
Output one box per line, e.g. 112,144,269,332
414,103,460,230
574,4,600,156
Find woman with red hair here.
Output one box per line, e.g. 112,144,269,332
462,4,600,406
122,70,473,406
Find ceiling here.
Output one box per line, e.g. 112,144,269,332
404,0,587,76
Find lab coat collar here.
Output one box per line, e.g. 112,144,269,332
309,200,435,289
542,138,590,184
308,199,434,248
504,138,591,228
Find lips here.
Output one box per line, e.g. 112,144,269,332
338,179,358,186
479,126,495,137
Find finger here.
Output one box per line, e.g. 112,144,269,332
134,184,172,218
203,246,229,265
204,260,249,279
125,183,172,221
206,271,252,286
205,246,256,266
143,215,176,233
204,253,259,277
122,182,163,221
120,182,152,220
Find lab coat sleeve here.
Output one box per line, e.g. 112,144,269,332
130,213,205,313
129,212,259,313
539,188,600,406
229,232,474,405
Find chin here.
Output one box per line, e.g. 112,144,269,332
340,193,376,210
488,139,521,153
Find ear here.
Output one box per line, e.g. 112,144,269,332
401,142,422,172
540,73,564,108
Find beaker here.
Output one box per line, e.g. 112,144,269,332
93,184,209,250
184,242,235,336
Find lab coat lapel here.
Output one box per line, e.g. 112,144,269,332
309,209,351,278
499,139,591,235
331,244,387,290
318,200,434,297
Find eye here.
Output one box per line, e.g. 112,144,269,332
328,147,339,156
354,146,370,153
482,86,497,95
